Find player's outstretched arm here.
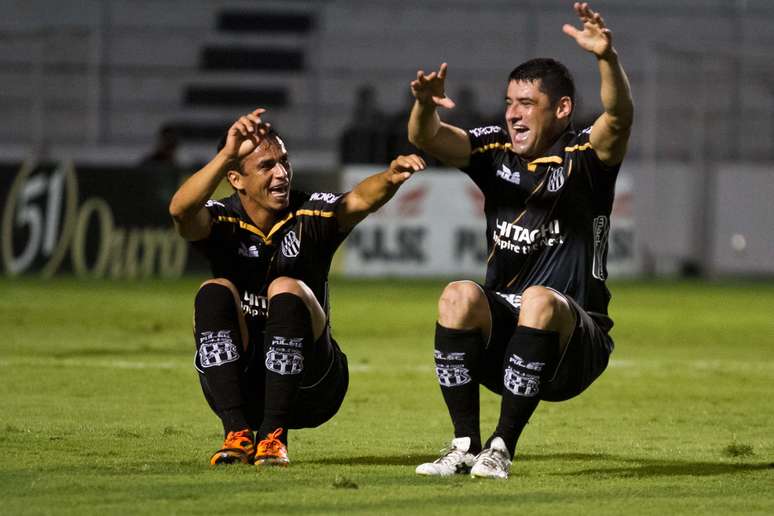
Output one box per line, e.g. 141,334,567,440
169,108,270,240
337,154,426,230
407,63,471,169
563,2,633,166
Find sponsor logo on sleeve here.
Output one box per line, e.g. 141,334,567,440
470,126,503,138
309,192,342,204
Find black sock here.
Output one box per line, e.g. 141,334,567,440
434,323,483,454
257,293,313,445
491,326,559,456
194,283,249,434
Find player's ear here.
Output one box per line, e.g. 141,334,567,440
555,96,573,121
227,169,245,193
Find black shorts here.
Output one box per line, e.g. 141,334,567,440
203,325,349,431
477,284,613,402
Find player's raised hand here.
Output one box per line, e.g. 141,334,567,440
387,154,426,185
562,2,613,58
221,108,272,160
411,63,456,109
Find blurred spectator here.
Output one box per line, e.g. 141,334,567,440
140,124,182,205
446,86,485,130
140,124,180,167
385,91,443,166
339,84,388,164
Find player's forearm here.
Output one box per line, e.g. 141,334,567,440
597,50,633,131
169,151,232,221
350,170,401,214
408,101,442,148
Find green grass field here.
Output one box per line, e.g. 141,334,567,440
0,277,772,515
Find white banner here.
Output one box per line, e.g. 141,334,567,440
340,166,636,278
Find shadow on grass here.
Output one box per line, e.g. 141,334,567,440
307,454,439,466
555,458,773,478
308,452,774,478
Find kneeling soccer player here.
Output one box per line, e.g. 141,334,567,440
169,107,426,466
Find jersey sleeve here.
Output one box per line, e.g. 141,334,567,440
295,192,349,256
189,198,234,255
461,125,510,191
567,126,621,177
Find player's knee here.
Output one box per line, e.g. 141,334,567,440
197,278,239,309
267,276,308,300
519,286,562,327
438,281,486,328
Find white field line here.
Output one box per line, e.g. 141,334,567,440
0,357,772,374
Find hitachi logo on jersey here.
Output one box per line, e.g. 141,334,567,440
493,218,564,254
470,126,502,137
496,164,520,185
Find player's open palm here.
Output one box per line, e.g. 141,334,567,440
562,2,612,58
222,108,272,160
388,154,426,185
411,63,456,109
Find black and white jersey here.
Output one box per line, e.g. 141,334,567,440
463,124,620,320
192,190,348,330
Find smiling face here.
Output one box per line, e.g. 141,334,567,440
228,136,292,215
505,79,572,160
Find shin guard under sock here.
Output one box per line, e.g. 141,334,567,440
194,283,249,433
258,293,313,444
434,323,483,454
492,326,559,456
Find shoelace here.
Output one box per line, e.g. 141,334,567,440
476,447,508,471
257,428,285,454
224,429,253,449
434,446,468,466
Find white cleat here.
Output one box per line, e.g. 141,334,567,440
416,437,476,476
470,437,511,479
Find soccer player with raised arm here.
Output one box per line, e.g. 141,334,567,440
170,108,425,467
409,3,633,479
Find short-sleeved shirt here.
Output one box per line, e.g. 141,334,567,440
192,190,348,333
463,124,620,323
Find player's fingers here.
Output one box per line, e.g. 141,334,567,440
438,62,448,80
434,96,456,109
562,24,581,39
239,116,256,132
407,154,426,170
232,120,249,136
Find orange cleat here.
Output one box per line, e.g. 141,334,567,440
254,428,289,467
209,429,255,465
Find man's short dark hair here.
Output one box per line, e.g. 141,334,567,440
508,58,575,108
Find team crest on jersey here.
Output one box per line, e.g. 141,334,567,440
281,230,301,258
547,165,565,192
496,164,520,185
